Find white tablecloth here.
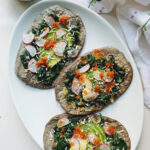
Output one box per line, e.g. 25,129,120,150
0,0,150,149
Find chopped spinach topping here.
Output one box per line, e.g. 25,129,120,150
66,94,76,102
64,71,77,102
21,14,82,86
32,20,48,36
78,55,96,68
53,117,80,150
70,19,81,45
32,28,37,36
36,66,52,85
65,55,126,107
20,50,31,69
36,60,65,85
106,134,127,150
66,71,75,82
52,114,128,150
49,13,59,21
96,93,111,104
114,64,125,83
38,19,48,31
73,31,80,44
99,113,104,126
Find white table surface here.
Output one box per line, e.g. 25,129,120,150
0,0,150,149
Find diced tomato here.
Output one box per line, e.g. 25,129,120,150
35,60,42,68
52,22,59,28
110,82,115,87
59,132,65,138
93,138,101,146
78,75,85,83
107,125,116,136
36,57,49,68
88,133,101,146
105,68,114,79
80,131,87,139
41,57,48,62
105,62,113,68
105,86,111,93
74,126,81,134
74,131,86,139
59,16,69,26
44,39,56,50
99,72,104,78
95,85,101,92
92,49,103,59
92,62,98,71
69,141,75,147
75,69,82,78
75,69,80,75
105,81,115,93
93,62,98,67
93,67,97,71
75,95,80,99
52,142,57,146
73,126,87,139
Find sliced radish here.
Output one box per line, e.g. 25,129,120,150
22,32,34,44
69,138,80,150
35,38,46,47
99,144,111,150
67,49,79,58
57,118,70,128
25,45,37,57
71,78,82,95
44,16,55,27
83,90,98,101
103,125,110,135
93,70,103,81
103,124,116,136
87,133,101,146
39,27,50,39
56,28,67,39
88,133,96,144
28,58,37,73
79,64,90,73
53,41,66,56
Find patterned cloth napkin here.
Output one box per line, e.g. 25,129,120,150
73,0,150,108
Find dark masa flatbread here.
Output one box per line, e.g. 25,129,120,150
43,113,131,150
15,5,86,89
55,47,133,115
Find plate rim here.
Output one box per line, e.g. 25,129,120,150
8,0,144,149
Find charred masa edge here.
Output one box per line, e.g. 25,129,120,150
15,5,86,89
55,47,133,115
43,113,131,150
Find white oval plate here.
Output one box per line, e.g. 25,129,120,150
9,0,143,149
